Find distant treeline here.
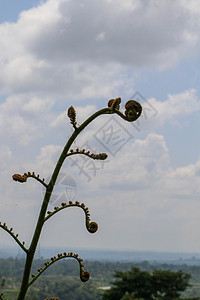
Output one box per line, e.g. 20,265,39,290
1,258,200,299
1,257,200,280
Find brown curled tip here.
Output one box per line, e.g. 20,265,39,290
93,153,108,160
125,100,142,121
80,270,90,282
108,97,121,110
88,222,98,233
98,153,107,160
12,174,27,183
67,106,77,126
68,106,76,119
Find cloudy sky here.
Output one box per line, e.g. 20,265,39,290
0,0,200,256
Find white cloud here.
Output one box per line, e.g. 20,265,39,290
131,89,200,132
29,144,63,177
25,0,199,67
1,125,200,252
150,89,200,120
0,0,200,99
162,158,200,197
0,94,54,145
51,104,97,131
64,132,200,251
95,133,171,189
1,0,200,252
0,145,12,168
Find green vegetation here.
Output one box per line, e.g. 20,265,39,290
101,266,197,300
1,258,200,299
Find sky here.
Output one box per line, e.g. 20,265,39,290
0,0,200,255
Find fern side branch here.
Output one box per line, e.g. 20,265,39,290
0,222,28,253
66,149,108,160
12,172,48,188
44,201,98,234
28,252,90,287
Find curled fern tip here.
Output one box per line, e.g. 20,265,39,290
125,100,142,121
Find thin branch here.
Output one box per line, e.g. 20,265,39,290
25,172,48,188
12,172,48,188
66,149,108,160
0,222,28,253
28,252,90,287
44,201,98,234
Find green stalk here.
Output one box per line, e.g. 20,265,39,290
17,107,111,300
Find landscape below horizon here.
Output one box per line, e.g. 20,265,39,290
1,246,200,265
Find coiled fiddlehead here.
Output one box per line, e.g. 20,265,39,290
107,97,142,122
29,252,90,287
45,201,98,234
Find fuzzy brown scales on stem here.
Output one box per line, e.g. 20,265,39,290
27,171,45,182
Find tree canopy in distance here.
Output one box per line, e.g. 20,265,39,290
101,266,198,300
